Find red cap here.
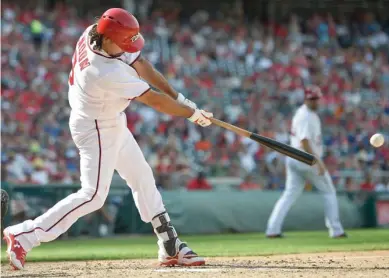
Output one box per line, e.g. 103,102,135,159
304,85,322,100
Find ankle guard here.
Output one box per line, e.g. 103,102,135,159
152,212,178,256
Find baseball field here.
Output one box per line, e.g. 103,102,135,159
1,229,388,277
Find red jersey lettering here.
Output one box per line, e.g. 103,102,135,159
69,35,90,85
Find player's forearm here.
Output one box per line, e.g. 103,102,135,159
133,57,178,99
137,89,193,118
153,96,193,117
147,70,178,99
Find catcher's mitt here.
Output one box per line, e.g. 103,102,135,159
1,189,9,235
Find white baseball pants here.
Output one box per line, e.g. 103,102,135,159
7,112,166,251
266,157,344,237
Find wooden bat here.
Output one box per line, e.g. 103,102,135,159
210,118,317,166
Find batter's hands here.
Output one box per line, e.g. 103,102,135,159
188,109,213,127
177,93,197,109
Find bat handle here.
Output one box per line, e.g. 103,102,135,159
210,118,251,138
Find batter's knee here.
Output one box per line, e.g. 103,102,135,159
78,187,107,211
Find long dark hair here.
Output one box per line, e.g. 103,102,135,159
89,24,103,51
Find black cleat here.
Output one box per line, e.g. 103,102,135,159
333,233,348,238
266,234,284,238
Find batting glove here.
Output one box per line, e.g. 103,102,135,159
188,109,213,127
177,93,197,109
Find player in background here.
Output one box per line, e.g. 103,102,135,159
3,8,210,270
265,86,346,238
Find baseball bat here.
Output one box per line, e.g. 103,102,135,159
210,118,317,166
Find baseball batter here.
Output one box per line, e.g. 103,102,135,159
4,8,210,270
266,86,346,238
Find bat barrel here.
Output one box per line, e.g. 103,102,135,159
210,117,316,166
250,133,317,166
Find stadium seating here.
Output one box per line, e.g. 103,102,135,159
1,3,389,192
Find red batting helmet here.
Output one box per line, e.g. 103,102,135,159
304,85,322,100
97,8,144,53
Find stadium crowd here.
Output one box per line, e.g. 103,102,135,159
2,2,389,193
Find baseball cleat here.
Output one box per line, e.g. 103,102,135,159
266,234,284,238
332,233,348,238
3,228,27,270
158,238,205,267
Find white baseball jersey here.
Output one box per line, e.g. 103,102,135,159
6,25,171,255
266,103,345,238
290,104,323,158
68,25,150,120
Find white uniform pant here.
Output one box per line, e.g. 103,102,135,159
266,157,344,237
7,112,165,251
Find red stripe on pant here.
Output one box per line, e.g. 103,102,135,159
14,120,102,237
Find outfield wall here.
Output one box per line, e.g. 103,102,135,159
3,183,384,236
115,190,364,235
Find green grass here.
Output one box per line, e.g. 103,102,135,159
1,229,388,262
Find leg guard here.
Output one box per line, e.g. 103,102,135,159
151,211,178,256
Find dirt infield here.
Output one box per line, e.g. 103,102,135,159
2,250,389,278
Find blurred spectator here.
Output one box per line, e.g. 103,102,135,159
360,173,374,192
195,134,212,152
375,178,388,192
30,163,49,185
30,18,44,50
186,172,212,191
344,177,356,192
239,175,263,191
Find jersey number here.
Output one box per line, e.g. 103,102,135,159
69,52,77,86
